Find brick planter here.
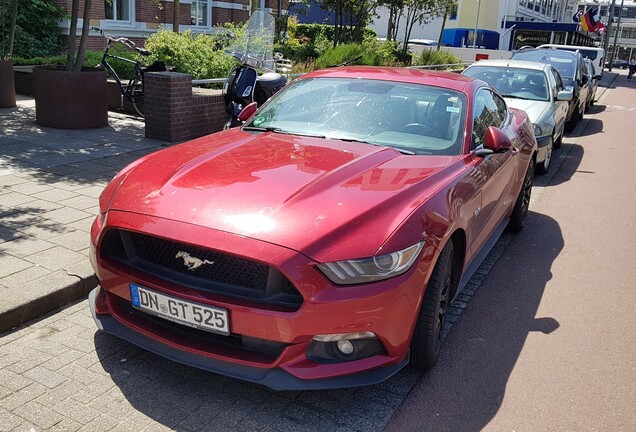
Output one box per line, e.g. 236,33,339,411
0,59,16,108
145,72,226,142
34,67,108,129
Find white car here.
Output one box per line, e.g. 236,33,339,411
463,59,573,175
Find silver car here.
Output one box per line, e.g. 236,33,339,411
583,58,598,110
463,59,572,174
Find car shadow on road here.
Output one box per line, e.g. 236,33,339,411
92,326,419,431
540,143,584,187
385,211,563,431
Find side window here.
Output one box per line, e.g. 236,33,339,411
551,67,565,91
472,89,507,150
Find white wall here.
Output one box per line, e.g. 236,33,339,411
371,6,444,41
415,46,513,63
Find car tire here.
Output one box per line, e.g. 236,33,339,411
508,158,534,232
535,136,552,175
564,105,580,132
410,240,456,370
554,132,563,149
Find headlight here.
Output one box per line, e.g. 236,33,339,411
317,241,424,285
533,123,543,136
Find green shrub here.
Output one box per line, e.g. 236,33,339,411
412,49,463,69
143,29,237,80
315,40,404,69
13,48,139,79
2,0,66,58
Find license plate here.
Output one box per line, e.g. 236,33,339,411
130,284,230,335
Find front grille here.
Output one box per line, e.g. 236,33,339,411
100,229,302,310
116,297,286,364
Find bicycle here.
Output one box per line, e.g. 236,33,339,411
91,26,165,117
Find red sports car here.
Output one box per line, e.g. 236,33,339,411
89,67,537,390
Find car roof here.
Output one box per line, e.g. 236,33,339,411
300,66,476,93
465,59,551,71
538,44,603,51
513,48,580,60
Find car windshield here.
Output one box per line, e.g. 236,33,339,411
464,66,549,101
243,77,467,156
513,51,576,80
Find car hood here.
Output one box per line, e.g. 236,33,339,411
106,129,462,260
504,99,550,124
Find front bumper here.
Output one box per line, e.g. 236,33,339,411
535,135,552,164
89,211,433,390
89,288,409,390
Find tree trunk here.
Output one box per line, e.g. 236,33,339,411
66,0,79,71
73,0,92,71
7,0,19,58
173,0,180,33
437,9,449,51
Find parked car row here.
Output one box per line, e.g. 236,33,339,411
463,45,600,175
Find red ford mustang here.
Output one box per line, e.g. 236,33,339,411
89,67,537,390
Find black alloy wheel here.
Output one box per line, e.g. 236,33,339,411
508,158,534,232
410,240,456,370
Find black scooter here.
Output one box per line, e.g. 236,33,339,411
222,12,287,129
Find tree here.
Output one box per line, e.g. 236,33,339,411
0,0,19,58
378,0,405,42
66,0,93,71
436,0,457,50
401,0,436,55
321,0,378,46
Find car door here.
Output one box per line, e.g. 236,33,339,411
466,88,519,257
547,66,568,137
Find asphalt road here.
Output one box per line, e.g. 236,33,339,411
1,71,635,432
385,71,636,430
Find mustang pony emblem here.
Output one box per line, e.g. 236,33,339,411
175,251,214,271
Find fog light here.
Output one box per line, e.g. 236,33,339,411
336,339,354,355
307,332,385,364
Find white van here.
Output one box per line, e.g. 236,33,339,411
537,44,604,78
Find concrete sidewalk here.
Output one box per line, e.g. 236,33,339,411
0,96,167,332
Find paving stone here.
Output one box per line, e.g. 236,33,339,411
14,400,65,429
24,247,86,271
13,199,64,214
0,175,28,187
67,216,96,233
49,417,82,432
6,348,52,374
32,189,80,203
0,237,56,258
23,366,67,389
48,231,91,252
15,221,70,239
0,192,35,207
0,369,33,392
43,207,94,224
0,254,32,278
0,382,47,411
52,397,101,424
0,408,24,431
8,182,54,196
74,186,106,199
76,414,120,432
0,266,53,289
56,195,99,211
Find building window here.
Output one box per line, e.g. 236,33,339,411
104,0,131,21
191,0,209,26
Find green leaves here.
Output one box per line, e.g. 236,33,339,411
143,29,237,80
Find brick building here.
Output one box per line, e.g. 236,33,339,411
52,0,290,48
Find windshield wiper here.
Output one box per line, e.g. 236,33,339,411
502,94,532,100
333,137,415,155
242,125,326,139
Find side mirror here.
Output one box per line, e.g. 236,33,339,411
476,126,512,157
238,102,258,122
557,89,574,101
